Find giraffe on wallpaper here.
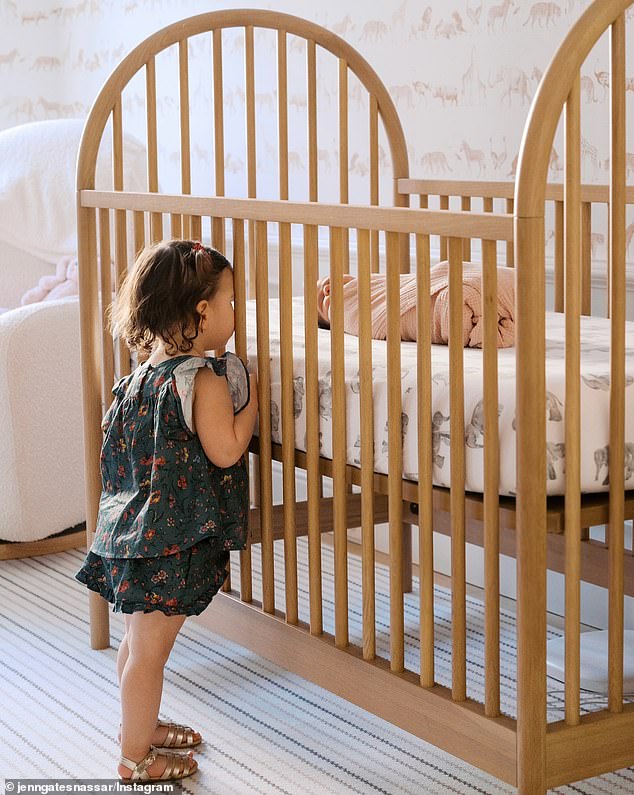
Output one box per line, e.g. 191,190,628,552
461,48,487,105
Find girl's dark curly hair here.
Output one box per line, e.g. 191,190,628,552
109,240,232,355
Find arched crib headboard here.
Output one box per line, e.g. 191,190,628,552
76,8,409,209
75,10,410,648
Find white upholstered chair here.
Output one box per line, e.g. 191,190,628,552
0,119,146,557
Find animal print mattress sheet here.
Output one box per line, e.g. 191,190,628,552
243,298,634,496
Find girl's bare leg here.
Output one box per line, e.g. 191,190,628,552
118,611,197,779
116,614,132,685
115,613,201,748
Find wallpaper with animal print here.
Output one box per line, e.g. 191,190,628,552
1,0,632,257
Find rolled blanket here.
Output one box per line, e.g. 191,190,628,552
20,255,78,305
316,262,515,348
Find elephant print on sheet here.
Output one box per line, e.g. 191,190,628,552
465,399,504,448
593,443,634,486
511,391,562,430
582,373,634,390
293,376,305,418
381,412,410,455
318,371,332,419
546,442,565,481
432,411,451,469
270,399,280,440
546,391,563,421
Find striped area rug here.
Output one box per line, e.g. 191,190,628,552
0,541,631,794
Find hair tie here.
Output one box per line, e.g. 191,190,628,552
192,242,205,254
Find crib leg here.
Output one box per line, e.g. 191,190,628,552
402,522,413,593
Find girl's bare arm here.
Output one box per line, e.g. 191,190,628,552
192,368,258,468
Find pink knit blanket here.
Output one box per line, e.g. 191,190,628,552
20,255,78,305
316,262,515,348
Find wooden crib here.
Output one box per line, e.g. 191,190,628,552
76,4,634,792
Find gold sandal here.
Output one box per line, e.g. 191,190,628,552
119,745,198,782
117,719,203,748
154,719,203,749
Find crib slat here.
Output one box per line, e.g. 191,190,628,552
278,30,289,200
505,198,514,266
564,73,582,726
112,99,129,377
581,202,592,315
554,200,564,312
307,39,317,202
191,216,202,242
230,219,252,602
170,214,182,240
439,195,449,260
338,60,350,275
338,60,349,205
482,198,497,267
369,96,379,272
213,29,225,198
246,26,257,295
357,228,376,660
98,208,114,406
419,194,432,284
145,57,162,242
329,226,349,648
461,196,471,261
134,208,145,251
211,216,226,255
178,39,192,240
448,236,466,701
415,231,434,687
386,231,404,672
303,224,323,634
279,221,298,623
255,220,274,613
482,236,500,717
608,13,626,713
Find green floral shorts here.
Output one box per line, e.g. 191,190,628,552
74,538,230,617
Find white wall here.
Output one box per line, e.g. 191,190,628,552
1,0,627,188
4,1,634,276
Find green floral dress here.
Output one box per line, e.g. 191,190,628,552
74,352,251,617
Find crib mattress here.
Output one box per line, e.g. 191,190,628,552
244,298,634,496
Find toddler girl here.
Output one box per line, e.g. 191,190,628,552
74,240,258,783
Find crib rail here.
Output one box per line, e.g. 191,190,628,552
78,186,516,736
399,177,634,319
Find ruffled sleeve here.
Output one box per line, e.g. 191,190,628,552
173,352,250,432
